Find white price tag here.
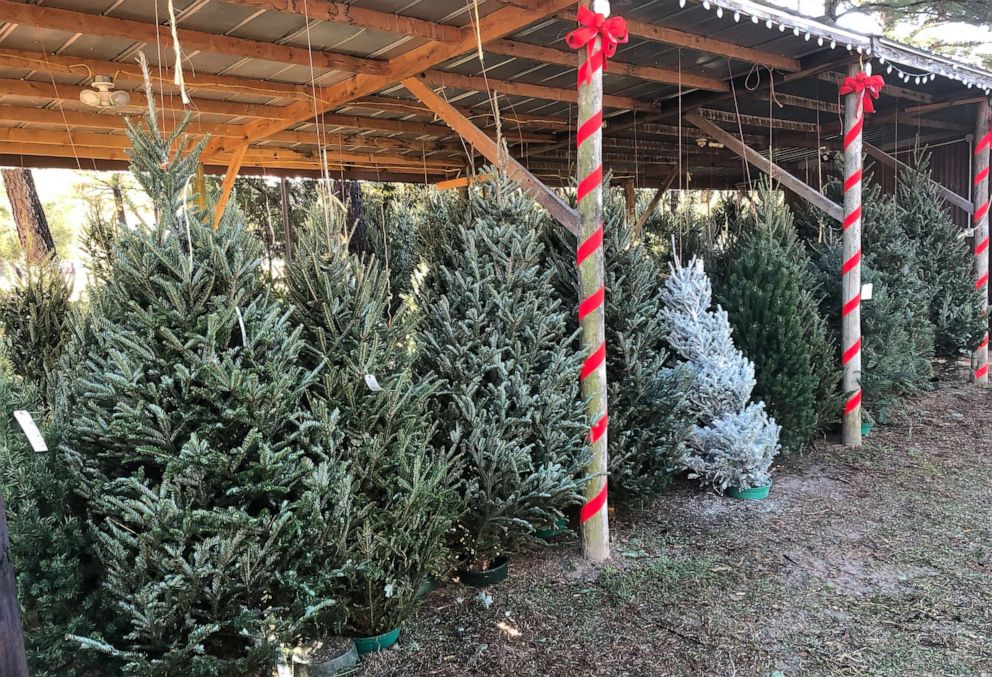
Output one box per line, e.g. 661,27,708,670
13,410,48,452
861,283,874,301
364,373,383,392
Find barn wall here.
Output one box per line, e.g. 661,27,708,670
874,140,973,229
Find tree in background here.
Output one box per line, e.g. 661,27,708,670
414,173,588,569
363,183,427,314
661,256,780,492
544,194,694,500
285,226,456,638
61,97,350,673
896,154,986,357
1,169,56,263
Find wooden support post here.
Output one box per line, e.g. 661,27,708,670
212,143,249,231
0,492,28,677
280,177,292,264
572,0,610,562
685,113,843,222
401,76,580,235
841,63,865,446
193,164,208,213
972,99,990,385
633,170,677,234
624,178,636,224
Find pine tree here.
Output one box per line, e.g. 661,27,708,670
715,185,839,452
285,225,456,637
544,199,694,499
661,256,781,491
0,259,74,405
414,173,588,569
897,154,985,356
60,96,350,674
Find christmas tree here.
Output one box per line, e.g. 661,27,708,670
544,196,694,499
715,185,839,451
414,172,588,569
897,153,986,356
661,256,780,491
285,225,456,637
60,93,350,673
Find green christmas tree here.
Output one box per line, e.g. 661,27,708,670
544,196,694,499
897,153,986,356
285,225,456,638
414,172,588,569
715,185,839,451
60,98,350,673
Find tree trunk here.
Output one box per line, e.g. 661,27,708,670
335,179,369,255
110,179,128,229
2,168,56,263
280,178,293,264
0,492,28,677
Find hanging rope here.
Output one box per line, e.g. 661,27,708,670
166,0,191,106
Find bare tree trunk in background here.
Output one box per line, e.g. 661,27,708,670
0,493,28,677
110,177,128,228
335,179,369,255
280,178,293,264
2,168,56,263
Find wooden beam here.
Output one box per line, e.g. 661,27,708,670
224,0,464,42
485,39,729,92
0,77,287,120
905,96,988,116
319,112,553,143
818,71,932,104
864,142,973,215
419,70,659,112
435,175,491,190
214,144,250,230
633,170,678,233
202,0,579,160
0,47,310,101
593,13,801,72
685,112,843,222
0,0,386,76
751,90,842,114
403,76,579,235
699,108,818,133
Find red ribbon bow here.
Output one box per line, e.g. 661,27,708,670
565,6,629,84
839,72,886,115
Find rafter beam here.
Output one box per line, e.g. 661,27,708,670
203,0,578,160
0,0,386,76
223,0,464,42
560,12,801,72
418,70,659,111
686,112,843,222
864,142,973,214
485,39,729,92
403,75,579,235
699,108,818,133
818,71,932,104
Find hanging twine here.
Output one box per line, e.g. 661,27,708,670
566,4,627,527
167,0,191,105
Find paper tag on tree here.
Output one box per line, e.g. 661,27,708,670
861,283,874,301
13,410,48,452
364,373,383,392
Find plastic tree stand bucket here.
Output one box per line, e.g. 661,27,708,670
457,556,509,587
353,627,400,655
861,420,874,437
416,576,439,599
727,483,771,501
535,517,569,540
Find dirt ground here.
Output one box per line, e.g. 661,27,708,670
361,369,992,676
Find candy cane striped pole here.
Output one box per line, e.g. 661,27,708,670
841,63,864,447
575,0,610,562
972,98,990,385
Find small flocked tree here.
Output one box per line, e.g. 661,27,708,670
414,172,588,569
715,185,839,452
60,91,350,673
285,226,456,638
544,197,694,499
897,154,986,356
661,256,781,492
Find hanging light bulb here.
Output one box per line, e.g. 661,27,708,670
734,11,741,21
793,27,800,36
887,65,892,74
830,40,837,49
915,76,922,85
716,7,723,18
805,32,811,41
766,19,773,28
703,0,711,9
679,0,686,6
818,37,824,46
752,15,759,23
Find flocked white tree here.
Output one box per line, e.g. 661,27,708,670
661,256,780,491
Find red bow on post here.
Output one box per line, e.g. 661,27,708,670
839,72,886,115
565,6,629,85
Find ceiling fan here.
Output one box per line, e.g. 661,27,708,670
79,75,131,109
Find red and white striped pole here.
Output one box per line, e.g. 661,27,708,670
972,98,990,385
566,0,626,562
838,64,884,446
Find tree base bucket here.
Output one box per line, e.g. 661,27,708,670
416,576,439,599
861,421,874,437
728,483,771,501
457,556,509,587
293,638,359,676
353,627,400,655
535,517,568,539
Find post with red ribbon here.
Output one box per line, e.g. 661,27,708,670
566,0,625,562
838,64,883,445
972,99,990,385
